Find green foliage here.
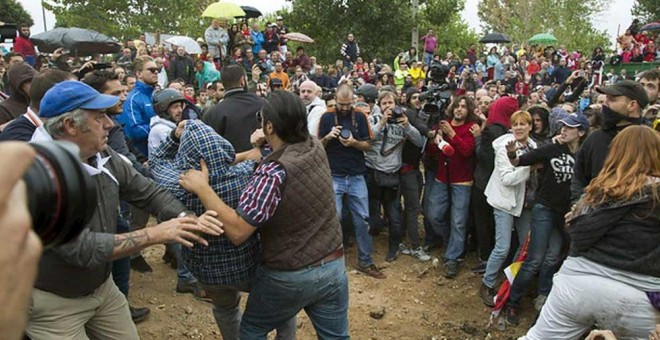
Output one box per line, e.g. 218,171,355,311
285,0,477,66
1,0,34,26
477,0,611,52
44,0,214,41
632,0,660,23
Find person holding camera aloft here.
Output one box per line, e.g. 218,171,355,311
318,84,385,279
424,95,478,279
365,90,424,262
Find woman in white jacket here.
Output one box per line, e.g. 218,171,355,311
480,111,537,306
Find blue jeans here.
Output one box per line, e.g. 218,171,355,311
333,175,374,266
422,171,442,247
201,280,296,340
111,215,131,296
240,258,349,339
482,208,532,288
508,203,564,305
425,180,472,261
423,52,434,66
175,243,196,284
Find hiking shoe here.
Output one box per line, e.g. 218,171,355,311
505,305,520,326
410,247,431,262
385,248,399,262
444,260,458,279
533,294,547,312
357,263,386,279
130,306,151,324
470,262,487,274
479,283,496,307
176,281,212,303
130,255,153,273
399,243,412,255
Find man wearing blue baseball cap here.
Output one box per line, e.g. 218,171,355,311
26,80,223,340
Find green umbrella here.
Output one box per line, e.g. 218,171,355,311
529,33,557,45
202,2,245,19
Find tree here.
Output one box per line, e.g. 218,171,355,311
44,0,213,41
1,0,34,26
477,0,611,52
285,0,476,65
632,0,660,23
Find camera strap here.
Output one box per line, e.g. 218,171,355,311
379,127,404,157
334,109,358,132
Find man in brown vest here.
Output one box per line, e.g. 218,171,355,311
179,91,349,339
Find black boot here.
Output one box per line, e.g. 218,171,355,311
130,306,151,324
130,255,153,273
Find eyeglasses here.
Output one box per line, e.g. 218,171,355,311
145,67,159,73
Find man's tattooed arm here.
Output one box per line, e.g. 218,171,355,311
109,229,153,260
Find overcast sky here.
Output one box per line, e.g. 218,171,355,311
19,0,633,46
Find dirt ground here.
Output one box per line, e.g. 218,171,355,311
130,229,537,340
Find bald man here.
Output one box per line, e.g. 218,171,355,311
299,80,327,136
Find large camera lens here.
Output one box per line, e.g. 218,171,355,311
23,142,97,249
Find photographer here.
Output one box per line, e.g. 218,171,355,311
0,142,42,340
424,95,478,279
25,81,222,339
318,84,384,279
366,90,424,262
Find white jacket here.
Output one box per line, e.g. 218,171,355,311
306,96,327,138
484,133,536,217
148,115,177,157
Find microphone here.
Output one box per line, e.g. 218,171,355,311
437,139,455,157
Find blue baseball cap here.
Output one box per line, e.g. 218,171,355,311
39,80,120,118
559,114,589,130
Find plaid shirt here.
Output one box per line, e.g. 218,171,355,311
149,120,260,285
236,161,286,227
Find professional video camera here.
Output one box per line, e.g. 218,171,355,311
418,62,452,129
23,142,97,249
0,22,17,43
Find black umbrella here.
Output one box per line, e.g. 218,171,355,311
236,6,262,19
479,32,511,44
30,27,121,55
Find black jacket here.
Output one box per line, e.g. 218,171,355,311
168,55,195,84
203,88,265,153
568,183,660,277
472,123,508,190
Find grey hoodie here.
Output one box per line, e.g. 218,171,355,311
365,111,424,173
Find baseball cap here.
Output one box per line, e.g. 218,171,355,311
40,80,120,118
596,80,649,109
559,114,589,130
269,78,283,87
276,16,283,20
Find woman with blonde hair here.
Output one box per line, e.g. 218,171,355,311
519,125,660,340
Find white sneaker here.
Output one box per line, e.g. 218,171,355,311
399,243,412,255
411,247,431,262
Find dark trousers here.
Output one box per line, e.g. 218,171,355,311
111,215,131,297
471,185,494,262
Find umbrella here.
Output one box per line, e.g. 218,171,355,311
529,33,557,45
202,2,245,19
30,27,121,55
165,36,202,54
479,32,511,44
283,32,314,44
640,22,660,32
487,234,530,330
236,6,262,19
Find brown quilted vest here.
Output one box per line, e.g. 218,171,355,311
259,137,342,270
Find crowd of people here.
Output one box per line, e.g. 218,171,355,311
0,15,659,340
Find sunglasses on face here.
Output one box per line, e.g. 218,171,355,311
145,67,159,73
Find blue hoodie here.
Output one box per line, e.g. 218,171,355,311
119,81,156,156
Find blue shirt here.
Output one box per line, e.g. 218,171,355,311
318,109,372,176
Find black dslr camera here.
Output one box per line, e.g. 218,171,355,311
258,61,270,73
23,142,98,249
387,106,405,124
